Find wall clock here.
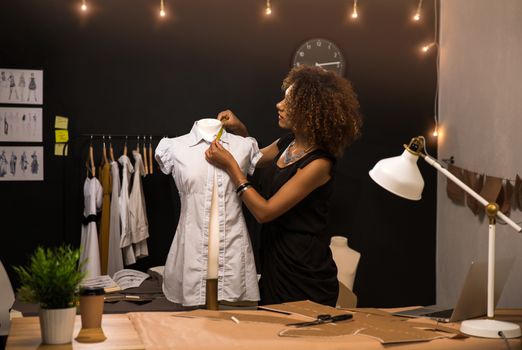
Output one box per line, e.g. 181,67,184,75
292,38,345,76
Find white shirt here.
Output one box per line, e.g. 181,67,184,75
129,151,149,259
107,161,124,276
155,123,261,306
119,154,135,265
80,177,102,279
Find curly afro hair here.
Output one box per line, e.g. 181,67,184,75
282,65,362,157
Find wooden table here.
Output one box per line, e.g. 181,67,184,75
6,314,144,350
6,309,522,350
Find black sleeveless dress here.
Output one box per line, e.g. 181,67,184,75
258,134,339,307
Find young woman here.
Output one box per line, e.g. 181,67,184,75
205,66,362,306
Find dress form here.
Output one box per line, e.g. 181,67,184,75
195,118,221,309
330,236,360,308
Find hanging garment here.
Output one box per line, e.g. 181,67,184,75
108,161,124,276
155,123,261,306
80,177,103,279
129,150,149,259
119,154,136,265
98,162,111,275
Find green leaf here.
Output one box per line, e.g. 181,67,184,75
14,245,87,309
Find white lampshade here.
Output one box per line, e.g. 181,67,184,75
369,150,424,200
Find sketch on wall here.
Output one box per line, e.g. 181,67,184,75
0,69,43,105
0,146,43,181
0,107,42,142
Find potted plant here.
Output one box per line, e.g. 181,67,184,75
14,245,86,345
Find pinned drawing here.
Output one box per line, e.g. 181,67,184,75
0,146,43,181
0,69,43,105
0,107,42,142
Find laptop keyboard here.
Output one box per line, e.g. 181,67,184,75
423,309,454,319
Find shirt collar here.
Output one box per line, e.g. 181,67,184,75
188,121,229,146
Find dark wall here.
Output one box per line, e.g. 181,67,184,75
0,0,437,307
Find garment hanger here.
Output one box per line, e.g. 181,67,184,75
148,135,153,175
142,135,149,174
123,136,128,156
102,135,109,166
136,136,140,154
109,135,115,162
88,135,96,177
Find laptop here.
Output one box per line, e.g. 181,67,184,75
393,258,514,322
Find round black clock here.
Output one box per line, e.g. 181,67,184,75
292,38,345,76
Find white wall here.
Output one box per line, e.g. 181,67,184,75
438,0,522,307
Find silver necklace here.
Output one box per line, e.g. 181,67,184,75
283,141,313,165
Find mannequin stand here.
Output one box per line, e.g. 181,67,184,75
206,278,218,310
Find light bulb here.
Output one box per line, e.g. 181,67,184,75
421,43,434,53
432,128,438,137
265,0,272,15
81,1,87,11
160,9,166,17
413,13,420,21
351,0,358,19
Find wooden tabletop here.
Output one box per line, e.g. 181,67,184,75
6,314,144,350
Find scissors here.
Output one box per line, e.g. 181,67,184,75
286,313,353,328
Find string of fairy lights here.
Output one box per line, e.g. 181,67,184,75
79,0,440,137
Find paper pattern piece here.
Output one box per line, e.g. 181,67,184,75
446,165,465,205
0,68,43,105
515,175,522,211
0,146,43,181
54,115,68,129
463,170,484,215
54,143,68,156
499,181,513,215
0,107,42,142
173,309,304,325
479,175,503,203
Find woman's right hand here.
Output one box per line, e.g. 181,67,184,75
217,110,249,137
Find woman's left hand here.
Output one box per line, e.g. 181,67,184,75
205,141,236,171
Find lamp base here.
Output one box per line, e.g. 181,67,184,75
460,319,521,338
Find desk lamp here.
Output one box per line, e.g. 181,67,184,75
369,136,522,339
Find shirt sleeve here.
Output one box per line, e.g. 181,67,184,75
246,137,262,176
155,138,175,175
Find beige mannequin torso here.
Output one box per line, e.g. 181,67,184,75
330,236,360,308
330,236,360,290
196,119,222,279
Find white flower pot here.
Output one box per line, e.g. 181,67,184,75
39,307,76,344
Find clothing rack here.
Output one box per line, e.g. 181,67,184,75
79,134,169,141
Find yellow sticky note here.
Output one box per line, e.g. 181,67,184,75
54,143,68,156
55,116,69,129
55,130,69,143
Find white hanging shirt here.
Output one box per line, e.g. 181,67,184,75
155,123,261,306
129,150,149,259
107,161,124,276
119,154,136,265
80,177,102,279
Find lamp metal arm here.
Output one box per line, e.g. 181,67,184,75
420,153,522,233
